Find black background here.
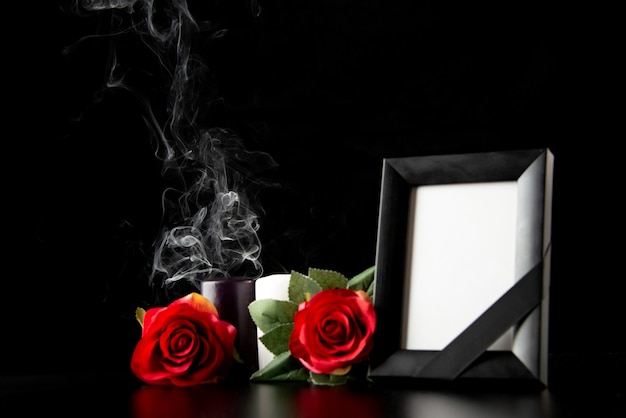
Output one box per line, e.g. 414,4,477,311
2,1,623,391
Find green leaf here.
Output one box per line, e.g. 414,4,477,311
135,307,146,328
248,299,298,333
288,271,323,304
308,268,349,290
259,323,294,355
233,346,244,364
249,351,309,382
309,372,350,386
366,277,375,299
347,265,376,293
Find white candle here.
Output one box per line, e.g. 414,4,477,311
254,273,291,369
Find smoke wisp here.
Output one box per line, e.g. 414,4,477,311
70,0,274,293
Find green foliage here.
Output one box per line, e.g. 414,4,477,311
135,307,146,328
308,268,349,290
288,270,323,304
259,323,294,355
248,265,376,385
309,372,350,386
347,265,376,299
249,351,309,382
248,299,298,333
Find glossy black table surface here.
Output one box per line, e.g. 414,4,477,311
2,372,624,418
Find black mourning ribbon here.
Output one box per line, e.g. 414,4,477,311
412,262,544,379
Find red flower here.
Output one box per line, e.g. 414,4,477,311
288,288,376,375
131,292,237,386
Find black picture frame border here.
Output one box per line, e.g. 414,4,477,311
369,149,553,385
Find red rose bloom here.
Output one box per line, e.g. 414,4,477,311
288,288,376,375
131,292,237,386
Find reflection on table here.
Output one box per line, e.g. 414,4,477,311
2,374,624,418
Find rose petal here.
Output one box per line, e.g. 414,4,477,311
170,292,219,317
130,292,237,386
288,288,376,375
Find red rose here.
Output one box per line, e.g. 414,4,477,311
288,288,376,375
130,292,237,386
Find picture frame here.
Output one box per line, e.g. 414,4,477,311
369,149,554,385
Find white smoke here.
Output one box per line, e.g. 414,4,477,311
72,0,273,290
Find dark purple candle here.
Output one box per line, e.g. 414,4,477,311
201,277,258,378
